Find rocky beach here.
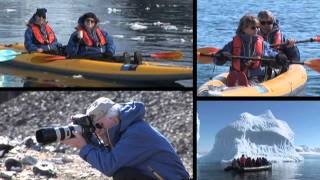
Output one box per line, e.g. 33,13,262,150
0,91,193,179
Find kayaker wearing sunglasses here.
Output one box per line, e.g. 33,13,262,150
214,14,286,86
66,12,116,60
258,10,300,75
24,8,62,54
62,97,190,180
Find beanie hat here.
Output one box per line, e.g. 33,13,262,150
78,12,99,25
35,8,47,19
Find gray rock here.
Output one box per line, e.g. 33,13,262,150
0,144,14,158
21,156,38,165
33,161,57,178
5,158,23,172
0,171,16,180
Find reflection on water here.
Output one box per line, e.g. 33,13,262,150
0,0,192,87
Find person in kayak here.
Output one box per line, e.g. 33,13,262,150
62,97,190,180
24,8,62,54
214,14,287,86
66,12,115,59
258,10,300,75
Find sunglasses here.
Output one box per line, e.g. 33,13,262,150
95,123,103,129
250,26,259,30
260,21,273,25
85,19,95,23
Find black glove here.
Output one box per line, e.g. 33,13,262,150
214,51,231,65
275,53,288,66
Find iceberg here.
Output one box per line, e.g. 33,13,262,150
199,110,303,163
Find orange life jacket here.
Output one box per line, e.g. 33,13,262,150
78,27,107,47
232,35,264,73
31,23,56,45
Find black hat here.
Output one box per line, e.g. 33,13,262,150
78,12,99,25
35,8,47,18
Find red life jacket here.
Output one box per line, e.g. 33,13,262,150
232,35,264,72
78,27,107,47
271,30,283,50
31,23,56,45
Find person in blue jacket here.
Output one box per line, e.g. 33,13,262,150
24,8,61,53
62,97,190,180
214,14,287,86
258,10,300,75
66,12,116,59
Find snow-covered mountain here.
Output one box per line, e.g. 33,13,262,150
296,145,320,155
199,110,303,163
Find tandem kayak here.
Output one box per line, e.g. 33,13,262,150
198,64,307,96
0,44,192,84
224,164,272,173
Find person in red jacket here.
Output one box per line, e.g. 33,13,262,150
240,154,246,167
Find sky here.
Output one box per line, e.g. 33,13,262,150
197,101,320,153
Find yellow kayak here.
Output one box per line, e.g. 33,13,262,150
198,64,307,96
0,43,192,83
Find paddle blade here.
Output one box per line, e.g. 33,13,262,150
0,50,21,56
44,56,67,61
0,55,16,62
150,52,184,60
197,47,221,64
304,59,320,72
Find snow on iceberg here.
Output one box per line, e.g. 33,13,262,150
200,110,303,163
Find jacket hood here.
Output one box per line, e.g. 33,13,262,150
106,101,145,147
77,12,100,28
238,33,259,43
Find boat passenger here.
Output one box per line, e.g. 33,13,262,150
251,158,256,167
24,8,62,54
66,12,116,59
240,154,246,167
258,10,300,73
214,14,287,86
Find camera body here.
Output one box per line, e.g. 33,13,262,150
36,114,96,145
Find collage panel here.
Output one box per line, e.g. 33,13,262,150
197,0,320,96
0,91,193,179
197,100,320,180
0,0,193,88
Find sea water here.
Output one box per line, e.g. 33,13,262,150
198,155,320,180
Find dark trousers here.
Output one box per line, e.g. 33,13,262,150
113,167,156,180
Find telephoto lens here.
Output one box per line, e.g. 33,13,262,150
35,125,82,145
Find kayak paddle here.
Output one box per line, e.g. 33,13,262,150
197,47,221,64
270,35,320,47
201,52,320,73
0,49,27,62
43,51,185,61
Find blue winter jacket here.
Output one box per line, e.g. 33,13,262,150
66,28,115,57
24,17,60,53
218,34,278,78
79,102,190,180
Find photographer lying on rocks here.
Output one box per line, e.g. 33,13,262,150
62,97,190,180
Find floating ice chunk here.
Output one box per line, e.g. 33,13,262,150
113,35,124,39
162,24,178,31
156,4,160,8
130,36,145,41
145,7,150,11
129,23,148,30
5,9,16,12
107,8,121,14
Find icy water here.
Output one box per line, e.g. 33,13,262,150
198,155,320,180
197,0,320,95
0,0,192,87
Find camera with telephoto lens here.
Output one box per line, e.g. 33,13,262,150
35,114,97,145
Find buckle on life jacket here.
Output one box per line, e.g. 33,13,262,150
226,71,249,87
